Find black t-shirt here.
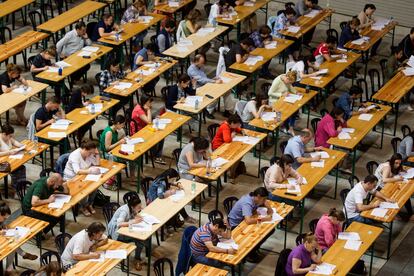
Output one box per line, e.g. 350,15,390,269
34,106,58,126
66,88,83,113
0,71,19,94
91,20,114,41
224,44,246,68
32,54,52,74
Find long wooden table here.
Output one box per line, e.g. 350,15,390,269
249,88,317,156
0,0,34,19
189,129,267,209
0,140,49,199
186,264,228,276
361,179,414,259
207,201,293,274
64,239,135,276
154,0,194,20
307,222,383,276
372,71,414,135
32,159,125,234
0,215,48,276
272,148,346,234
111,112,191,189
118,178,207,276
174,71,246,135
327,102,391,177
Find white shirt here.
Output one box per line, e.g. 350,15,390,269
241,100,257,123
287,61,305,82
63,148,99,180
61,229,107,266
208,3,220,25
344,182,373,219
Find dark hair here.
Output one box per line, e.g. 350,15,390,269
278,154,294,172
44,46,57,57
218,0,228,6
389,153,403,175
75,21,86,30
155,168,180,190
107,58,121,70
255,92,269,110
86,222,106,237
110,114,126,126
391,45,403,55
186,9,201,23
328,208,345,221
193,54,205,63
285,7,297,16
36,261,62,276
6,64,22,74
0,201,11,216
47,96,61,104
349,85,363,96
363,4,376,12
191,137,210,151
79,83,94,94
165,19,175,29
303,55,316,73
258,25,271,35
364,174,378,184
178,73,191,83
127,196,142,214
212,218,227,230
146,43,158,53
1,124,14,135
240,38,254,47
326,36,337,45
249,187,269,198
330,107,344,118
310,0,319,5
139,94,153,107
80,140,98,150
349,17,361,27
227,114,242,125
411,27,414,35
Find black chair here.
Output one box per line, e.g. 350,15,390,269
207,209,224,223
86,21,98,40
203,3,213,17
140,176,154,203
379,58,388,84
260,166,269,182
55,233,72,255
223,196,238,215
171,148,182,169
326,29,338,45
356,78,369,101
150,34,157,45
295,233,307,245
261,82,271,94
319,108,328,117
153,257,174,276
102,202,120,226
339,21,347,31
310,118,320,133
160,86,169,106
340,189,350,220
20,269,36,276
309,218,319,233
40,250,61,265
368,68,381,98
366,161,379,175
28,10,44,50
207,123,220,141
279,140,288,154
15,180,32,201
391,137,402,154
401,125,411,137
123,191,140,204
40,168,55,177
274,248,292,276
96,129,104,141
270,156,280,166
95,72,103,91
348,175,359,189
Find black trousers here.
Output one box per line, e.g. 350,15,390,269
23,209,60,234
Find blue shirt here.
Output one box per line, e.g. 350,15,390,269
147,178,168,202
187,64,213,88
284,135,305,169
336,92,352,120
228,195,258,228
133,48,148,71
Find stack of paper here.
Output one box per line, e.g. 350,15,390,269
338,232,360,240
243,1,254,6
342,128,355,133
77,50,94,57
220,76,232,83
96,167,109,174
132,222,152,232
12,86,32,94
126,138,145,145
284,94,303,103
105,249,127,259
85,174,101,182
50,123,69,130
48,194,71,209
379,202,399,209
344,239,362,251
9,154,24,159
55,61,71,68
407,55,414,68
138,15,154,23
47,132,67,138
338,131,351,140
168,1,180,7
184,96,203,108
315,68,328,75
313,263,337,275
196,27,215,36
336,59,348,63
351,38,367,45
217,239,239,250
359,113,373,121
371,208,388,217
141,68,156,76
211,157,229,168
178,39,193,47
82,46,99,52
403,67,414,76
232,136,260,145
121,144,135,153
311,160,325,168
287,26,300,33
287,177,307,185
141,213,161,225
371,18,391,30
265,41,277,49
261,112,276,121
287,185,301,194
5,226,30,239
171,189,185,202
114,82,133,90
244,55,264,66
310,151,330,159
402,168,414,179
87,103,103,113
268,207,284,222
304,9,320,18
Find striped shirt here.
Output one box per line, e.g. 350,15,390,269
190,223,218,256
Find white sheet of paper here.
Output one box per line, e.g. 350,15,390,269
311,160,325,168
232,136,260,145
158,118,172,124
54,119,72,125
177,46,189,53
261,112,276,121
310,76,322,80
47,132,67,138
138,16,153,23
121,144,135,153
287,184,301,193
141,213,161,225
310,151,330,159
344,239,362,251
403,68,414,76
89,253,105,262
46,67,59,73
55,194,72,203
5,227,30,239
351,38,366,45
338,232,360,241
265,41,277,49
48,201,65,209
196,27,215,36
287,177,307,185
359,113,373,121
379,202,399,209
171,190,185,202
315,68,328,75
50,123,69,130
287,26,300,33
313,263,337,275
55,61,71,68
212,157,229,168
341,128,355,133
168,1,179,7
244,55,264,66
220,76,231,83
407,55,414,68
284,93,303,103
126,138,144,145
371,207,388,217
96,167,109,174
132,222,152,232
77,51,93,57
217,239,239,250
243,1,254,6
184,96,204,108
114,82,133,90
9,153,24,159
178,39,193,46
338,132,351,140
12,86,32,94
402,168,414,179
85,174,101,182
87,103,103,113
336,59,348,63
82,46,99,52
105,249,127,259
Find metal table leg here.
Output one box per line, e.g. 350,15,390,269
393,103,399,136
387,221,393,259
299,199,305,234
198,193,202,227
146,236,152,276
215,177,222,210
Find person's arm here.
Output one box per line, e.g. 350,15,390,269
185,21,197,34
30,61,49,73
139,108,152,125
325,119,339,138
57,105,66,119
311,248,322,264
73,252,102,261
98,27,115,38
222,126,233,143
36,118,54,131
185,151,206,169
204,240,236,254
188,67,214,85
373,190,394,203
104,131,125,152
288,83,297,93
358,13,372,29
405,138,414,157
267,167,289,189
11,138,24,148
135,54,152,66
292,258,317,274
31,194,55,207
323,225,337,248
83,35,92,47
157,34,166,53
56,35,67,57
381,165,403,183
268,78,283,100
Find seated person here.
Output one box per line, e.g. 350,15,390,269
208,0,233,25
157,19,175,53
271,7,299,61
398,27,414,60
285,233,322,275
33,261,62,276
61,222,108,272
344,175,393,223
335,86,367,121
358,4,381,58
385,46,404,82
240,92,270,127
314,208,345,252
313,36,345,65
0,202,38,275
132,43,159,95
63,140,101,216
293,0,322,45
179,9,202,37
190,218,233,268
22,173,68,234
34,96,65,132
121,0,148,45
165,74,196,112
398,131,414,160
30,47,57,78
0,64,29,125
286,55,319,82
338,17,361,49
284,129,324,169
249,25,274,79
177,137,209,181
91,14,119,41
224,38,254,69
315,107,346,148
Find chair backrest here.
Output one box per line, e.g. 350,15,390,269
20,269,36,276
28,10,42,30
96,129,104,142
326,28,338,45
309,218,319,233
102,202,120,226
55,233,72,255
391,137,402,154
366,160,379,175
172,148,182,169
154,257,174,276
141,176,154,203
160,86,169,105
40,250,61,265
40,168,55,177
123,191,140,204
368,68,381,96
356,78,369,101
274,248,292,276
279,140,288,154
401,125,411,137
95,72,103,92
310,118,320,133
261,82,272,94
86,21,98,40
54,153,70,176
270,156,280,166
234,100,248,118
207,209,224,223
260,166,269,182
175,226,197,276
16,180,32,201
223,196,238,215
348,175,359,189
340,189,350,220
319,108,328,117
0,26,12,43
207,123,220,141
379,58,387,83
295,233,307,245
339,21,347,30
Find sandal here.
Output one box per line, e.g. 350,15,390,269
134,261,143,271
185,216,197,224
154,158,167,165
81,208,91,217
87,206,96,214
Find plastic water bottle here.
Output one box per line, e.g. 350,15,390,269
90,103,95,114
305,85,310,94
128,220,133,232
14,228,20,241
115,33,120,42
191,177,196,194
154,118,159,130
58,67,63,76
194,99,199,110
108,152,114,165
206,157,212,176
212,17,217,28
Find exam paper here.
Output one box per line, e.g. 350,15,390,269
338,232,360,241
50,123,69,130
48,201,65,209
132,222,152,232
313,263,337,275
114,82,133,90
211,157,229,168
371,208,388,217
359,113,373,121
168,1,179,7
55,194,72,203
310,151,330,159
96,167,109,174
311,160,325,168
265,41,277,49
126,138,145,145
184,96,203,108
344,239,362,251
287,26,300,33
12,86,32,94
217,239,239,250
89,253,105,262
341,128,355,133
121,144,135,153
9,154,24,159
47,132,67,138
338,132,351,140
244,55,264,66
141,213,161,225
403,67,414,76
261,112,276,121
55,61,71,68
379,202,399,209
82,46,99,52
336,59,348,63
196,27,215,36
171,190,185,202
77,51,93,57
87,103,103,113
287,185,301,194
402,168,414,179
5,227,30,239
243,1,254,6
287,177,307,185
46,67,59,73
232,136,260,145
262,207,284,223
138,16,153,23
351,38,366,45
178,39,193,46
158,119,172,124
407,55,414,68
54,119,72,125
284,94,303,103
105,249,127,259
220,76,231,83
85,174,101,182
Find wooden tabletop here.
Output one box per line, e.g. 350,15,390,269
344,22,397,52
216,0,270,26
37,1,107,33
111,112,191,161
249,88,317,131
64,239,135,276
272,148,346,201
36,44,112,83
174,71,246,114
186,264,229,276
372,71,414,104
0,215,48,262
35,96,119,142
327,102,391,150
32,159,125,217
118,179,207,240
229,38,293,73
300,52,361,89
0,80,49,115
189,129,267,181
98,13,165,46
163,25,229,59
361,180,414,223
154,0,194,14
279,9,333,39
104,59,178,98
307,222,382,276
0,0,34,18
0,31,49,63
207,201,294,265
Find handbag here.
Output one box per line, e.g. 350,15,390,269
0,161,11,173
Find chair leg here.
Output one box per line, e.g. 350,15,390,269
156,229,161,245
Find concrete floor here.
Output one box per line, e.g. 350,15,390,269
1,0,413,275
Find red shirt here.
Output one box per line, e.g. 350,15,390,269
130,104,147,135
211,121,241,150
313,42,330,57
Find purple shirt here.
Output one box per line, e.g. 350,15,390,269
285,244,312,276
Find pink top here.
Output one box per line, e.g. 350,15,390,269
315,114,345,148
314,214,342,250
130,104,146,135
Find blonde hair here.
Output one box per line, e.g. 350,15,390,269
44,46,57,57
133,0,146,8
285,71,297,82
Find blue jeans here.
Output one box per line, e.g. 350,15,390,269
192,254,225,268
151,140,164,158
347,215,373,224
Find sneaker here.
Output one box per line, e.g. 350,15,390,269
223,110,231,117
407,105,414,111
154,158,167,165
205,112,215,119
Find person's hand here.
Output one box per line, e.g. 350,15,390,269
386,198,396,203
314,146,324,151
215,79,223,84
191,78,197,87
287,184,296,190
110,31,117,35
371,201,380,208
394,175,404,181
48,118,56,125
119,138,126,145
43,66,49,71
309,264,317,271
297,177,303,185
228,248,237,254
337,126,343,132
134,217,143,224
261,215,272,222
48,194,56,203
89,252,101,259
89,167,101,174
231,132,236,138
82,33,89,39
312,154,321,162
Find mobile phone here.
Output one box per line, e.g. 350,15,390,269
205,94,214,99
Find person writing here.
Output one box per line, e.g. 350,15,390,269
34,96,65,131
177,137,210,181
285,233,322,275
314,208,345,252
315,107,347,148
240,92,270,127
